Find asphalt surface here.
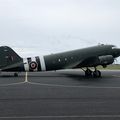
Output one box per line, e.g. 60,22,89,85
0,70,120,120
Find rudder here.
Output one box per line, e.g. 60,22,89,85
0,46,22,69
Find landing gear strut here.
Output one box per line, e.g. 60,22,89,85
85,68,92,77
84,68,101,78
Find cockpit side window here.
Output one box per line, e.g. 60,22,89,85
112,46,118,49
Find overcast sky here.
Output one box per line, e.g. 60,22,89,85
0,0,120,61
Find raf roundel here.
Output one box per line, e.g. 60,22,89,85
29,61,38,70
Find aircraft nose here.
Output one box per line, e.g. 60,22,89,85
112,46,120,57
114,48,120,57
117,48,120,52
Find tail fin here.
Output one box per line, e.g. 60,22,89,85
0,46,22,69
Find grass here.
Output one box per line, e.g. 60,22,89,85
97,64,120,70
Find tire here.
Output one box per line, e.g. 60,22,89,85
93,70,101,78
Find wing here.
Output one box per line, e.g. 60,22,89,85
74,56,99,68
69,55,114,69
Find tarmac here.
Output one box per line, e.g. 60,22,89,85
0,70,120,120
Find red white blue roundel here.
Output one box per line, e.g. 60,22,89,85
29,61,37,70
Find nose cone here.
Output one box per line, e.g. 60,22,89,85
112,48,120,57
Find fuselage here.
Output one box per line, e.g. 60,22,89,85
2,44,120,72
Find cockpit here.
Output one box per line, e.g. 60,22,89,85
112,46,118,49
111,45,120,57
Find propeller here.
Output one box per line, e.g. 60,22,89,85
114,58,118,64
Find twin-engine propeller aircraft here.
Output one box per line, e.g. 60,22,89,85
0,44,120,77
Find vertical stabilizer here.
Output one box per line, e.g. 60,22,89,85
0,46,22,69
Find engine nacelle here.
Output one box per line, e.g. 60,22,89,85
99,55,114,65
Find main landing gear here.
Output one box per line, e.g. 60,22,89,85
85,68,101,78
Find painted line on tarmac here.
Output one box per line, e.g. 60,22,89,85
112,75,120,78
0,72,28,87
0,82,25,87
0,73,120,88
25,72,28,82
1,115,120,119
28,81,120,89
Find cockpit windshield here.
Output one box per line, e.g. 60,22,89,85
112,46,118,49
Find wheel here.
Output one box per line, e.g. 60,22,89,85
14,73,18,77
93,70,101,78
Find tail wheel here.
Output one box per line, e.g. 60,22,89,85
29,61,38,70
